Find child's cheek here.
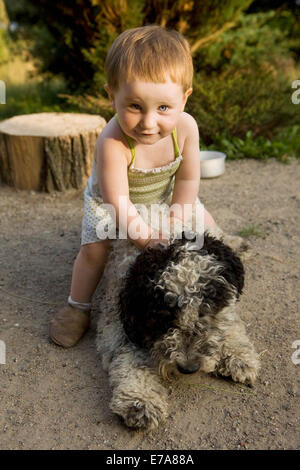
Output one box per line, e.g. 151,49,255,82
124,114,138,130
165,116,178,132
118,111,131,128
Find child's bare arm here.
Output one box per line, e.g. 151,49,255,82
96,137,154,249
170,114,200,222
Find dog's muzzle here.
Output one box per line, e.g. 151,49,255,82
177,362,200,374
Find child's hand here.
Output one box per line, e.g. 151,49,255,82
143,231,169,249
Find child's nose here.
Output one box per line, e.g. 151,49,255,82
140,113,156,130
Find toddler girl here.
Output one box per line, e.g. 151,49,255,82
49,24,217,348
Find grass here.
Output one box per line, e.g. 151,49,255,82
237,225,264,238
0,53,80,121
183,382,255,396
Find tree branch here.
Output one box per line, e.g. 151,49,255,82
190,21,236,55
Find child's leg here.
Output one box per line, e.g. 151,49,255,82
50,240,110,348
204,207,216,229
70,240,110,303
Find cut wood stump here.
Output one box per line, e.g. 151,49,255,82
0,112,106,192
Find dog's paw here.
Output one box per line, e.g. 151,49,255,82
217,351,260,386
113,398,167,430
124,400,165,429
223,234,253,261
110,387,168,430
200,356,220,374
237,238,253,262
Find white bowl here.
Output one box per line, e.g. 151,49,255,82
199,151,226,178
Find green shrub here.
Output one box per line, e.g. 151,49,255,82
193,11,292,73
274,125,300,159
2,0,299,155
201,129,299,162
186,63,299,145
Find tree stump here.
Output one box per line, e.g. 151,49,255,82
0,112,106,192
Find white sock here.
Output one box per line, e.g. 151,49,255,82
68,296,92,312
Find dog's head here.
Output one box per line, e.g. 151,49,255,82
119,232,244,377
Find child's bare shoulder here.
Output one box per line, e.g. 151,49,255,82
95,116,131,166
177,112,199,145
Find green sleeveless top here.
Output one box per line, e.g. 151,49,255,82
115,114,182,204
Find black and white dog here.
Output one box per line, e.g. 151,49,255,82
97,228,259,429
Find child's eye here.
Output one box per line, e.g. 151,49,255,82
129,103,141,110
159,105,168,112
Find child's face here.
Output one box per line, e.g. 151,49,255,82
105,78,192,145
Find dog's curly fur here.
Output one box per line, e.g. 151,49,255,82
96,223,260,430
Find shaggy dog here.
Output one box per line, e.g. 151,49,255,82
96,223,260,430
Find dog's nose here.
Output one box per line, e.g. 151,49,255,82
177,363,200,374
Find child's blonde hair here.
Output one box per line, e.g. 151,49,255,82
105,24,193,93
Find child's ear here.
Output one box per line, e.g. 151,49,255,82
185,88,193,99
104,84,115,108
184,88,193,104
181,87,193,111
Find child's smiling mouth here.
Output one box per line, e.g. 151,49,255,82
138,130,157,135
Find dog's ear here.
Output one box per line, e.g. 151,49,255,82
118,246,179,349
188,234,245,317
119,286,177,349
201,234,245,297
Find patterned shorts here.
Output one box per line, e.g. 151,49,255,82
81,188,116,245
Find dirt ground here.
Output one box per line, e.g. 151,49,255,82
0,158,299,450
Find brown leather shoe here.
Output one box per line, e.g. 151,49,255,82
49,305,91,348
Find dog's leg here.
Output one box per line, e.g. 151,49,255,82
97,251,168,430
212,305,260,385
221,234,252,262
107,344,168,430
97,310,168,429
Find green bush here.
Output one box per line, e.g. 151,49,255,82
186,63,299,145
193,11,294,73
2,0,299,162
8,0,253,89
202,128,299,162
274,125,300,159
